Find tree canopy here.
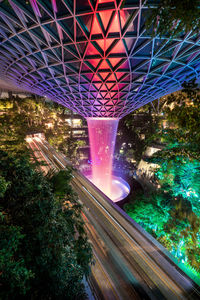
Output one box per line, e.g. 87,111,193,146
124,80,200,280
146,0,200,37
0,150,92,299
124,189,200,277
0,97,68,152
116,103,161,164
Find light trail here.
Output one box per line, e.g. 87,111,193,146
78,181,184,298
52,155,66,168
27,137,200,300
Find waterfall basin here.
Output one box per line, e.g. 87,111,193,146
86,175,130,202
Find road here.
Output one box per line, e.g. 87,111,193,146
27,136,200,300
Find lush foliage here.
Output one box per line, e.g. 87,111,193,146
116,103,161,164
124,191,200,277
0,212,34,296
146,0,200,37
154,156,200,214
147,80,200,161
0,97,85,161
0,151,92,299
125,80,200,280
164,81,200,157
124,192,170,232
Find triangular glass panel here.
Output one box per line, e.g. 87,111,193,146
108,12,120,34
115,72,125,80
99,10,113,31
87,58,101,69
56,1,71,18
117,60,129,70
96,39,104,51
110,39,125,54
58,18,74,40
100,59,110,69
77,14,93,36
86,42,100,56
77,42,87,56
106,83,114,90
76,0,92,13
125,11,138,33
93,74,101,81
108,57,121,68
81,62,93,72
64,49,77,61
105,38,115,51
91,15,102,35
107,73,116,81
65,44,79,58
98,72,108,80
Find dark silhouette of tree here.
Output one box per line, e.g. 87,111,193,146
0,151,92,299
146,0,200,37
147,80,200,160
116,103,161,165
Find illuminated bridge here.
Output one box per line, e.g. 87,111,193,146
0,0,200,197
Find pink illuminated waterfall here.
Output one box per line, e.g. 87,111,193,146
87,118,119,198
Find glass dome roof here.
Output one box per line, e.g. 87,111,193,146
0,0,200,117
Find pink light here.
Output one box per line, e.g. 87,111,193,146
87,117,119,198
52,0,57,13
87,175,130,202
29,0,41,17
57,24,63,40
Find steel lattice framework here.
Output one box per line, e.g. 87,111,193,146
0,0,200,118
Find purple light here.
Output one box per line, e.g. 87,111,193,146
0,1,200,199
0,1,199,119
87,118,119,198
52,0,57,13
29,0,41,17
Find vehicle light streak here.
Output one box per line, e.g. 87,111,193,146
26,137,199,299
82,185,136,242
52,155,66,168
32,140,52,166
81,185,182,298
42,144,48,150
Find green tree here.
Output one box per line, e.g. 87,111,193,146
0,96,85,161
161,196,200,271
146,0,200,37
124,80,200,278
124,191,170,235
0,150,92,299
146,81,200,214
164,80,200,158
0,212,34,298
146,80,200,160
116,103,161,164
124,191,200,274
0,173,33,297
0,97,72,155
154,156,200,209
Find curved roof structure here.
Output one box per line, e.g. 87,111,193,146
0,0,200,118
